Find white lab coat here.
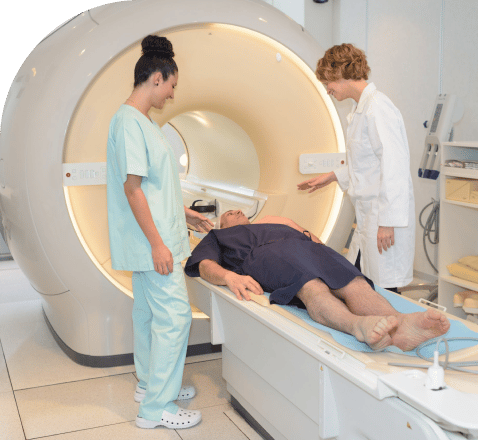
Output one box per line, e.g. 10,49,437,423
334,83,415,288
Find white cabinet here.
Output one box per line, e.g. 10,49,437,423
438,141,478,318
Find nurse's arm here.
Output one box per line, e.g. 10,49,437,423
184,206,214,233
123,174,174,275
198,259,263,301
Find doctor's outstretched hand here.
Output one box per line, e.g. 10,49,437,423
377,226,395,254
185,207,215,233
297,171,337,193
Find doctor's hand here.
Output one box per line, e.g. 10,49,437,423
152,243,174,275
224,272,264,301
185,208,215,233
377,226,395,254
297,172,338,194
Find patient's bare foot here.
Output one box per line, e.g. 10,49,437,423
391,309,450,352
354,316,399,350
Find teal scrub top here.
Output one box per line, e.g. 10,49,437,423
106,104,191,271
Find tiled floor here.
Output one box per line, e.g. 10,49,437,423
0,260,263,440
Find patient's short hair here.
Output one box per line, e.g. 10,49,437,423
316,43,370,83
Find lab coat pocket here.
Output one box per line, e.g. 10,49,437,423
355,199,378,236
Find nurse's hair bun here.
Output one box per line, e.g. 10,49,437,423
141,35,175,59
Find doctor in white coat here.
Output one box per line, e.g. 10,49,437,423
298,43,415,291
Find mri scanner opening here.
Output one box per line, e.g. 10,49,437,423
0,2,351,365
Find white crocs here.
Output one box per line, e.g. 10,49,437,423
176,385,196,401
134,385,146,403
134,384,196,403
136,408,202,429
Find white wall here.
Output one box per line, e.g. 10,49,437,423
274,0,476,281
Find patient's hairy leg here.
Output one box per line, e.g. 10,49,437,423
296,279,398,350
332,277,399,317
391,309,450,352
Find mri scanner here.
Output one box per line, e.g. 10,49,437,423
1,0,478,439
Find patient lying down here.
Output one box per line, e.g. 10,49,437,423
184,210,450,352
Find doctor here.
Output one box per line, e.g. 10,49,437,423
107,35,212,430
298,43,415,292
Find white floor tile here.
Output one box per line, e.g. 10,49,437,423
178,404,251,440
0,299,43,331
41,421,182,439
224,408,265,440
0,259,20,271
178,359,229,410
0,341,12,393
100,363,137,376
0,391,25,440
0,267,40,304
185,352,222,365
1,318,106,390
15,373,138,439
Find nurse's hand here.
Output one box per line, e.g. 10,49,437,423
297,172,337,193
152,243,174,275
377,226,395,254
224,272,263,301
185,208,215,233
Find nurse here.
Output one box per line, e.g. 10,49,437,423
298,43,415,292
107,35,213,430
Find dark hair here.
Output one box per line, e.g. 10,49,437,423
134,35,178,87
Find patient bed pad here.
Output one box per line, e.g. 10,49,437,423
264,285,478,357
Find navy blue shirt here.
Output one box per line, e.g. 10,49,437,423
185,224,373,306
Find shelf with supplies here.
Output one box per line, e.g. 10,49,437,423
438,142,478,318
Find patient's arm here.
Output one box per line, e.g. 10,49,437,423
255,215,322,244
198,259,264,301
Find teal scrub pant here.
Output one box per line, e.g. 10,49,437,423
132,264,192,421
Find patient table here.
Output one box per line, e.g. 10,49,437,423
185,273,478,440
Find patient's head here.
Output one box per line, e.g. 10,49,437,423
220,210,251,229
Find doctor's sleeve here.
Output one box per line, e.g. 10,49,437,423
113,118,149,183
334,166,349,192
367,103,410,227
184,232,224,277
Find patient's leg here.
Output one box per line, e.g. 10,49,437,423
296,279,398,350
333,277,450,351
332,277,399,316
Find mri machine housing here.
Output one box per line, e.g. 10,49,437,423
0,0,351,365
2,0,477,438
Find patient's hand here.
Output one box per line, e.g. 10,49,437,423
224,272,263,301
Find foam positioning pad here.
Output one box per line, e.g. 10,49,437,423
263,286,478,357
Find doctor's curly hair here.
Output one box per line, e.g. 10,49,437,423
315,43,370,83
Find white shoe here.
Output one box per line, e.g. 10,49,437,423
134,384,196,403
136,408,202,429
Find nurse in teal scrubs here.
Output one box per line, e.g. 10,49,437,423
107,35,213,430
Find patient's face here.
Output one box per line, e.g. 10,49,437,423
220,210,250,228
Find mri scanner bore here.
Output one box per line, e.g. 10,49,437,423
0,0,349,365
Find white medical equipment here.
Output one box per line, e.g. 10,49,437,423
1,0,478,438
0,0,351,365
419,94,464,179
